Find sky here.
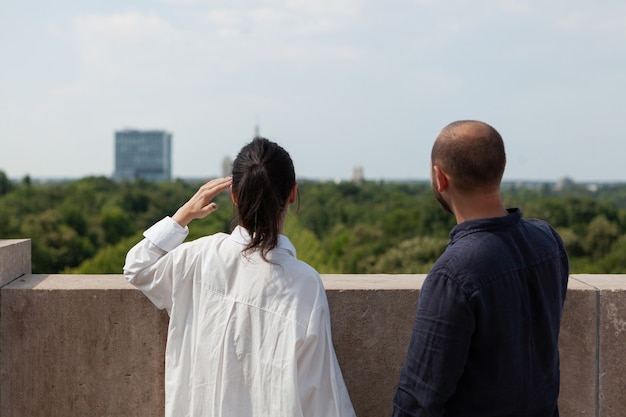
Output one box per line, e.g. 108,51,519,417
1,0,625,183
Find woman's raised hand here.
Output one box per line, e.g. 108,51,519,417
172,177,232,227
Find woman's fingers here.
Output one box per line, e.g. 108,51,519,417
173,177,232,227
199,177,232,200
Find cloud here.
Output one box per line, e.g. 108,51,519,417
160,0,208,4
55,11,184,97
58,0,368,96
594,6,626,39
498,0,532,14
549,2,626,39
201,0,363,36
556,11,586,30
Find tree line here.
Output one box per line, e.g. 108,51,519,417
1,171,626,275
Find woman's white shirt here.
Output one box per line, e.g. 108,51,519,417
124,217,356,417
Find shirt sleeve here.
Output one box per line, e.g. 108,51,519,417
123,216,189,313
392,271,475,417
296,290,356,417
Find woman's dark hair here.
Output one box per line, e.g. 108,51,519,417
231,137,296,260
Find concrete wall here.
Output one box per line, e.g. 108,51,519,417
0,240,30,287
1,241,625,417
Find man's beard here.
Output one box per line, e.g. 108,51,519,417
431,181,453,214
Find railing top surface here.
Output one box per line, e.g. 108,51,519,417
3,273,626,291
0,239,30,248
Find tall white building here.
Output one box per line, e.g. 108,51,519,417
114,129,172,182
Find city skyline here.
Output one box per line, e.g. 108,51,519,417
2,1,626,183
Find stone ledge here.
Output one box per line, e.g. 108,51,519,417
1,273,625,417
5,273,625,291
3,273,425,291
573,275,626,416
1,273,168,417
5,274,135,290
0,239,31,287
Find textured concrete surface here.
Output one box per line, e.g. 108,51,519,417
324,274,424,417
0,239,31,287
577,275,626,417
1,274,168,417
558,277,599,417
1,270,625,417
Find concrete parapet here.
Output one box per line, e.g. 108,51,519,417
1,275,168,416
0,272,625,416
324,274,424,417
0,239,31,287
575,275,626,417
558,276,599,416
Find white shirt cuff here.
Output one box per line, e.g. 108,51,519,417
143,216,189,252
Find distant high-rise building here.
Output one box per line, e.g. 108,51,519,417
114,129,172,182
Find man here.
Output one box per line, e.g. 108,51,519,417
392,120,569,417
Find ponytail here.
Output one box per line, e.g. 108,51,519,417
231,137,296,260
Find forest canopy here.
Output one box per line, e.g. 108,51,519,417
2,171,626,275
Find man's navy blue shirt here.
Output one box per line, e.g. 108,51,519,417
392,208,569,417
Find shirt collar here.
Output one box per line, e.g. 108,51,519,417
450,208,522,244
230,225,297,258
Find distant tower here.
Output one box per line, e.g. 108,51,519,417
351,167,364,186
254,124,260,138
554,176,575,191
222,156,233,177
114,129,172,182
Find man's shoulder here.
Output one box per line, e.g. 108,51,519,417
519,217,564,245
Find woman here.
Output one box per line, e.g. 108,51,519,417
124,137,356,417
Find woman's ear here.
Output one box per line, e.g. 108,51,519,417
230,185,238,206
287,183,298,205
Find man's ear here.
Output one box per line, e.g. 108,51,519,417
287,183,298,205
433,165,449,192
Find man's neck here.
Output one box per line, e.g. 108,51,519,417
452,192,508,224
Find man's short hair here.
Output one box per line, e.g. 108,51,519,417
431,120,506,192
